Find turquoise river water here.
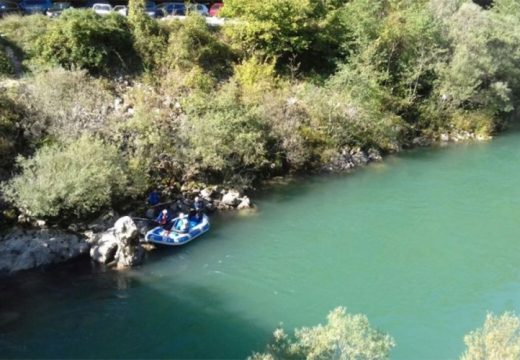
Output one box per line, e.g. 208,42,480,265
2,132,520,359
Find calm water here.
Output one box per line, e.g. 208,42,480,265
2,133,520,359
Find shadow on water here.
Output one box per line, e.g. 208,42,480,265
0,258,268,359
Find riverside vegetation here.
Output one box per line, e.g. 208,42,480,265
2,0,520,225
1,0,520,358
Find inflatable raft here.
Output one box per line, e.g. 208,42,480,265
145,214,210,246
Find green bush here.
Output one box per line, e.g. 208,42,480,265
436,1,520,115
461,312,520,360
0,46,12,75
17,67,114,141
181,84,270,183
36,10,138,75
165,14,234,78
222,0,349,71
250,307,395,360
0,14,51,57
2,136,128,219
0,94,22,170
233,56,278,104
128,0,168,71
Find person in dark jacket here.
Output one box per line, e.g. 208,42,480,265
156,209,172,228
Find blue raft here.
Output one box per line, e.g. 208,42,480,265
145,214,210,246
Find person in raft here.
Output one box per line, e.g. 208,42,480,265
193,196,205,221
176,212,190,233
156,209,172,229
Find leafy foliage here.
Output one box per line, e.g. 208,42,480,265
250,307,395,360
2,136,127,219
181,84,270,183
165,14,234,78
17,68,114,141
0,14,51,57
0,46,12,75
222,0,350,71
0,94,22,170
36,10,138,75
461,312,520,360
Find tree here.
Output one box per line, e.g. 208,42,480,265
36,10,138,75
250,307,395,360
222,0,350,72
461,312,520,360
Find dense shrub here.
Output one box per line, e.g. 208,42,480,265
222,0,349,71
165,14,234,78
36,10,138,75
0,46,12,76
250,307,395,360
17,68,114,141
233,56,278,104
128,0,168,71
111,84,184,191
2,136,127,219
180,84,270,183
0,93,22,170
461,312,520,360
436,1,520,115
0,15,51,57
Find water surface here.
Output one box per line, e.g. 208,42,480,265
2,133,520,359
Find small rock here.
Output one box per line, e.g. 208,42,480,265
367,148,382,161
34,219,46,228
221,189,241,207
412,137,432,147
200,187,214,200
237,196,252,210
440,133,450,142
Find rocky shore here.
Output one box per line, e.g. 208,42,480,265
0,131,492,277
0,187,254,276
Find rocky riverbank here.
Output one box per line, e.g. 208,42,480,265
0,187,254,276
0,131,493,277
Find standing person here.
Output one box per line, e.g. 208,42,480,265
193,196,205,221
146,190,161,219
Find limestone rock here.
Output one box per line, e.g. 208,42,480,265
89,216,143,268
0,228,89,275
237,196,252,210
221,189,241,207
200,187,214,200
113,216,143,268
89,231,118,264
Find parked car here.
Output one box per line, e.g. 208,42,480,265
46,2,71,17
113,4,127,16
209,2,222,17
19,0,51,14
186,3,208,16
92,2,111,15
0,0,20,17
157,2,184,16
144,1,162,18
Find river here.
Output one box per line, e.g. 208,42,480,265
2,132,520,359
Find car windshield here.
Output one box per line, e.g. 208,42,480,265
144,1,155,9
51,2,69,9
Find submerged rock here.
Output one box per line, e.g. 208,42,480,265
0,228,89,275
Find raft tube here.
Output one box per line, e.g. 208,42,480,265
145,214,210,246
